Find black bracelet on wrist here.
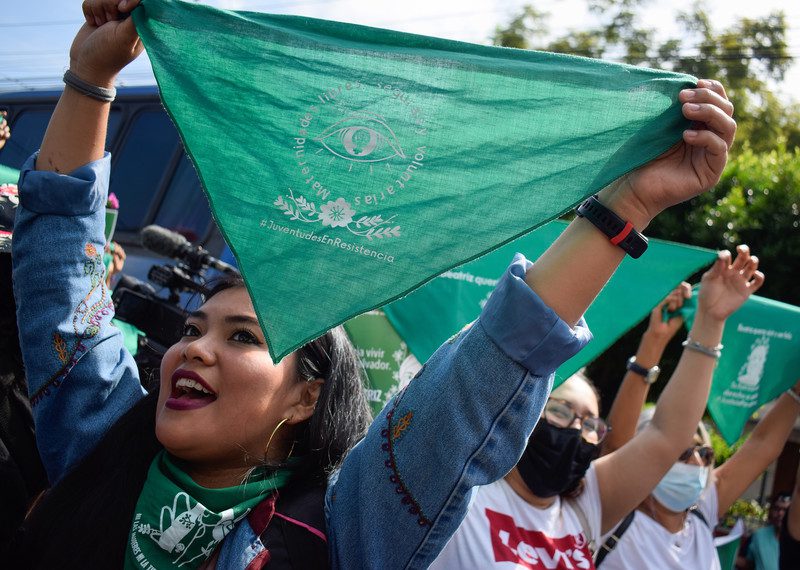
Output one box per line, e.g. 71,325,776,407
63,69,116,103
575,195,648,258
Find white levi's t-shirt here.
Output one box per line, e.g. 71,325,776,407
430,465,602,569
598,482,721,570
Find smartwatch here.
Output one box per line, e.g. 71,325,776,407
626,356,660,385
576,195,648,258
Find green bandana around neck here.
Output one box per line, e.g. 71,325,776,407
132,0,695,362
125,451,292,569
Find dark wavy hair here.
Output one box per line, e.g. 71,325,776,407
14,277,371,568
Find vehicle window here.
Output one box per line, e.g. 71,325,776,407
0,108,121,170
106,110,122,148
153,155,212,243
0,109,52,169
110,109,179,232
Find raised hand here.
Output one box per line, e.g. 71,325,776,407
0,111,9,152
645,282,691,343
71,0,144,87
601,80,736,228
697,245,764,322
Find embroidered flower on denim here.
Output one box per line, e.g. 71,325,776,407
31,242,113,405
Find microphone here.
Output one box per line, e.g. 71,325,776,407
140,225,239,275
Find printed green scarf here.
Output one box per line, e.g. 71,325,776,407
125,451,292,569
133,0,694,361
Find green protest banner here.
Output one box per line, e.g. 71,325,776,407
675,292,800,445
342,310,421,416
384,220,717,385
134,0,694,360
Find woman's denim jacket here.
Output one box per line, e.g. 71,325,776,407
13,153,591,569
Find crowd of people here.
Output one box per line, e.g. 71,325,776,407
1,0,798,568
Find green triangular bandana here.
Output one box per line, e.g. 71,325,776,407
383,221,717,385
134,0,694,360
126,451,291,569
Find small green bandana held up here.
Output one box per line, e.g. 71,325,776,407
133,0,695,361
125,451,292,569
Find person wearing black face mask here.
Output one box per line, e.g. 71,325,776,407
516,392,603,499
430,246,763,570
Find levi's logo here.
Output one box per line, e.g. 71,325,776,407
485,509,594,569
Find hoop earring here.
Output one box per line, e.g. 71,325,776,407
264,417,289,462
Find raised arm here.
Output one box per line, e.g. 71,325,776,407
714,380,800,517
329,78,738,567
11,0,145,483
602,283,691,455
594,246,764,533
38,1,142,173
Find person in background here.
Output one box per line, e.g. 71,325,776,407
600,281,692,456
597,283,800,569
12,1,740,568
0,108,48,559
780,464,800,569
0,111,9,151
739,493,791,570
430,246,760,570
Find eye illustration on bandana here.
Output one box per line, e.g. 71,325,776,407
315,112,406,163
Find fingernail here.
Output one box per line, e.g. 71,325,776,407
681,89,695,99
686,103,701,111
119,0,128,9
684,130,698,138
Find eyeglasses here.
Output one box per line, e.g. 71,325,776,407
678,445,715,466
544,398,609,443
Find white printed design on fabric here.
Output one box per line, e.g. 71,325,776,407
737,336,769,388
269,80,432,241
134,492,247,567
487,509,594,569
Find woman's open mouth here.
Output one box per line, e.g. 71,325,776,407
166,369,218,410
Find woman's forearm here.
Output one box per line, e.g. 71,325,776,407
37,80,111,174
603,332,669,454
649,314,723,449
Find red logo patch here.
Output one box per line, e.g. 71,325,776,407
486,509,594,569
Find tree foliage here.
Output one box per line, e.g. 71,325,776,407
492,0,800,152
493,1,800,407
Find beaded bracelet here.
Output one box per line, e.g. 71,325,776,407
682,337,723,359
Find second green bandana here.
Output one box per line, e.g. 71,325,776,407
134,0,694,360
126,451,291,569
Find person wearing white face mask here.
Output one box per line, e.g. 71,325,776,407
597,299,800,569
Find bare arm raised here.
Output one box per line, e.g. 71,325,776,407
594,246,764,534
602,282,691,456
36,0,142,175
714,380,800,517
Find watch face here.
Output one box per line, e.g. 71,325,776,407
646,366,661,384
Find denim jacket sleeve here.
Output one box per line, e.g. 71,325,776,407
325,253,592,569
12,153,145,484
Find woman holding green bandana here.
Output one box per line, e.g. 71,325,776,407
12,0,736,568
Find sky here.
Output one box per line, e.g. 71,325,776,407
2,0,799,102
